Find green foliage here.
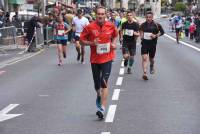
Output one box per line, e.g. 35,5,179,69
175,2,186,11
161,0,167,6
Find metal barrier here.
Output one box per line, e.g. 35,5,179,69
35,26,54,47
0,26,17,53
0,25,54,53
45,26,54,44
35,27,44,47
0,26,16,46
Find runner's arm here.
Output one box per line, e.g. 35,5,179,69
139,23,144,39
80,26,95,46
65,23,72,34
134,23,140,36
156,23,165,37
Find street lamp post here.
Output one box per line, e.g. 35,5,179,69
42,0,46,17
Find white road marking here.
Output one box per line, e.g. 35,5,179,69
105,105,117,123
0,104,22,122
112,89,121,101
0,49,44,69
119,68,125,75
164,34,200,52
0,54,9,56
39,95,50,97
18,50,26,55
0,71,5,75
121,61,124,67
101,132,110,134
116,77,123,86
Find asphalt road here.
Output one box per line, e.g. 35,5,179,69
0,32,200,134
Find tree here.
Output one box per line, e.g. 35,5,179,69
175,2,186,11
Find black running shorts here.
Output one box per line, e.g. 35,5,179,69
122,42,136,56
91,61,112,91
75,35,80,41
141,43,157,59
57,40,67,46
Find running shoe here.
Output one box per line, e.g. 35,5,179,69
127,67,132,74
142,73,148,80
150,65,155,74
58,60,63,66
124,59,128,67
58,63,63,66
96,107,105,119
81,58,85,64
63,52,66,58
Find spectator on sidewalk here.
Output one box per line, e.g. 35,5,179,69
184,18,190,37
26,16,41,52
4,12,11,27
194,13,200,42
0,9,4,28
189,22,196,40
12,12,22,35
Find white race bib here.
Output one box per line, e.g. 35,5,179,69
75,32,81,37
58,30,65,36
96,43,110,54
143,32,152,40
124,29,134,36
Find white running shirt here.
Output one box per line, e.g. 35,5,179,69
72,16,89,36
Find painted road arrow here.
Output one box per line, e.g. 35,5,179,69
0,104,22,122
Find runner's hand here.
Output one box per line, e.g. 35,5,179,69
133,31,140,36
94,38,99,46
150,34,157,39
111,43,117,50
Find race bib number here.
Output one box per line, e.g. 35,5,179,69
96,43,110,54
143,32,152,40
58,30,65,36
124,29,134,36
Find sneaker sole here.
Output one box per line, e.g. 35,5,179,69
96,111,104,119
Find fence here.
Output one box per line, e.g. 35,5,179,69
0,26,17,49
0,25,54,53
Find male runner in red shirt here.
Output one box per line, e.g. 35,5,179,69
80,6,118,119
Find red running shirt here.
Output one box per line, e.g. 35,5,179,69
80,21,118,64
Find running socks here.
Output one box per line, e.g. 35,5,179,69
128,57,134,68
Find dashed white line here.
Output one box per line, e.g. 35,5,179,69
105,105,117,123
121,61,124,67
38,95,50,97
116,77,123,86
101,132,110,134
112,89,121,101
119,68,125,75
164,34,200,52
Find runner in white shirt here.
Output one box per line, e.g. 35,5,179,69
72,9,89,64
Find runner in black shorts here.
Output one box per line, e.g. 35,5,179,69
140,11,164,80
120,11,140,74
